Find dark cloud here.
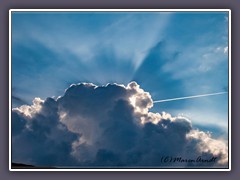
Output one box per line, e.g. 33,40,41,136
12,98,79,166
12,82,228,168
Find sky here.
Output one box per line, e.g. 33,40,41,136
11,11,229,168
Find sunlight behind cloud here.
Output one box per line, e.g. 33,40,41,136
12,82,228,167
11,12,229,169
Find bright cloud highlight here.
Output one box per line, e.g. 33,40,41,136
12,82,228,167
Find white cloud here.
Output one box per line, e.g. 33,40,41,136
186,130,228,165
13,97,44,118
224,46,228,54
12,82,228,167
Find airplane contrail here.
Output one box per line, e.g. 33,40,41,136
153,92,228,103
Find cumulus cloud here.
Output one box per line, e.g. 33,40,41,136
12,82,228,168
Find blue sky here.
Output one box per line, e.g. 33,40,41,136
11,11,229,137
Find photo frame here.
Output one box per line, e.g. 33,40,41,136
9,9,231,171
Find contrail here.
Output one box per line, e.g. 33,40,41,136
153,92,228,103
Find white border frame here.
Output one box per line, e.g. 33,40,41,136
9,9,231,172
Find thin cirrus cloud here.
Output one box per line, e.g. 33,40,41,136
12,82,228,167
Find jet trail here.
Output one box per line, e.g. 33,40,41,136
153,92,228,103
